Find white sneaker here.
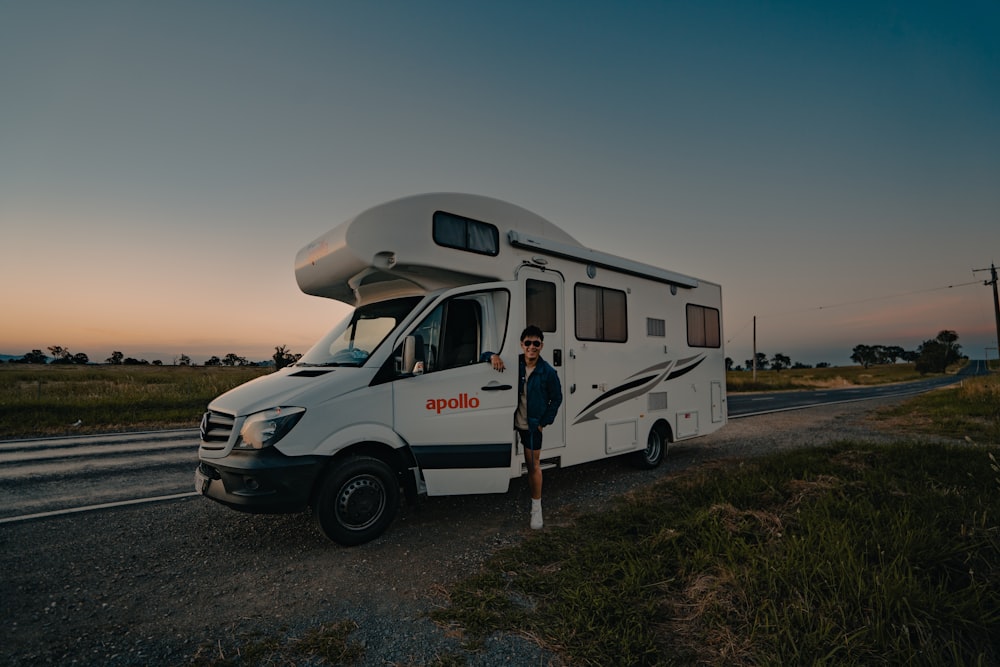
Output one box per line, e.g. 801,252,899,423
530,507,543,530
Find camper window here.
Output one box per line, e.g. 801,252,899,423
526,279,557,332
686,304,721,348
574,284,628,342
432,211,500,256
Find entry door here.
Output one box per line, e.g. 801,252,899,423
520,268,566,452
392,286,517,496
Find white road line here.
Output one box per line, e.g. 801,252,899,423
0,492,199,525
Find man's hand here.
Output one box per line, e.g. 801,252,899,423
490,354,505,372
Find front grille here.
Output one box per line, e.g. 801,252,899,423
200,410,235,450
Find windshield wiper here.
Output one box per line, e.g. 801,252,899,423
295,362,348,368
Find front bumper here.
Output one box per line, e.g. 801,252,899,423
195,448,325,513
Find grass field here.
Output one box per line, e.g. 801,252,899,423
0,364,269,438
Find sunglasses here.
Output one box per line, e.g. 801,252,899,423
522,340,542,348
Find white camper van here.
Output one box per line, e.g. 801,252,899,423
195,193,727,545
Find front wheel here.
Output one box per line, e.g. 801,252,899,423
631,423,668,469
314,456,400,546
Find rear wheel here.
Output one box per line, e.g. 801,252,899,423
314,456,400,546
631,423,668,469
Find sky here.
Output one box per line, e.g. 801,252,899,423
2,1,998,367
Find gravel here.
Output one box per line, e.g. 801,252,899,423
0,397,933,666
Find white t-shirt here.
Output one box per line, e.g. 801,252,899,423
515,364,535,430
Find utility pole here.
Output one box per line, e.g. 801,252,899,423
973,264,1000,360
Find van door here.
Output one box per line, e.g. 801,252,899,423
392,286,518,495
520,268,566,453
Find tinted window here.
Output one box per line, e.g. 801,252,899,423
574,284,627,342
686,304,721,348
433,211,500,256
526,279,557,333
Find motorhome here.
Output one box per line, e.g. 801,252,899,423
195,193,727,545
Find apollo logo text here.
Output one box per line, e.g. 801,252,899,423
426,393,480,413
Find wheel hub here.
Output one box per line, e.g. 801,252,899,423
336,475,385,530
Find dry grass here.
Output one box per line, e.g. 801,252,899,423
726,363,936,393
0,364,270,438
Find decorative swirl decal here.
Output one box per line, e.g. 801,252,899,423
572,355,706,424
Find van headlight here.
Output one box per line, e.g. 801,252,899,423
237,407,306,450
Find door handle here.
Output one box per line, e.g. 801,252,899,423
481,384,512,391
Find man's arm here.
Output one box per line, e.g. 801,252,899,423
480,351,505,372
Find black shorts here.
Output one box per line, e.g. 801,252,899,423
517,428,543,451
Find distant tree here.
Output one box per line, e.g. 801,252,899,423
107,351,124,365
72,352,90,365
48,346,73,363
936,330,962,363
915,330,962,374
123,357,148,365
900,349,919,363
20,349,48,364
770,353,791,371
744,355,770,371
273,345,301,370
725,357,734,371
151,359,163,366
882,346,906,364
816,362,831,368
223,353,248,367
915,340,946,374
792,362,812,369
204,356,222,367
851,344,878,369
177,354,192,366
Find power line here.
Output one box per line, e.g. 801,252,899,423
810,280,982,312
725,279,983,347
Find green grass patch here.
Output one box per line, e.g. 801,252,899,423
433,443,1000,665
0,364,270,438
876,373,1000,443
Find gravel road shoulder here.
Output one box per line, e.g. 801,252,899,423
0,397,948,666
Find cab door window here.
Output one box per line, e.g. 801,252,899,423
409,289,510,373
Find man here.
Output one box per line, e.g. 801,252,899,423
485,325,562,529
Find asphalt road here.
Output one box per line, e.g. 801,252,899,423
727,359,990,417
0,429,199,522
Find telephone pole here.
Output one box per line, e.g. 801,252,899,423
973,263,1000,358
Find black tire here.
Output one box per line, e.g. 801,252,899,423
314,456,400,546
631,423,667,469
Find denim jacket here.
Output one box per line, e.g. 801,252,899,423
479,351,563,429
517,354,563,430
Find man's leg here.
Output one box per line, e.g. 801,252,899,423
522,429,544,529
524,447,542,499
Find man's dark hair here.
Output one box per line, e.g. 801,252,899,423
520,325,544,341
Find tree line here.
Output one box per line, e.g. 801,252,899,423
725,330,965,375
12,330,966,376
7,345,303,369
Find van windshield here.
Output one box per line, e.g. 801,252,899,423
297,296,423,367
